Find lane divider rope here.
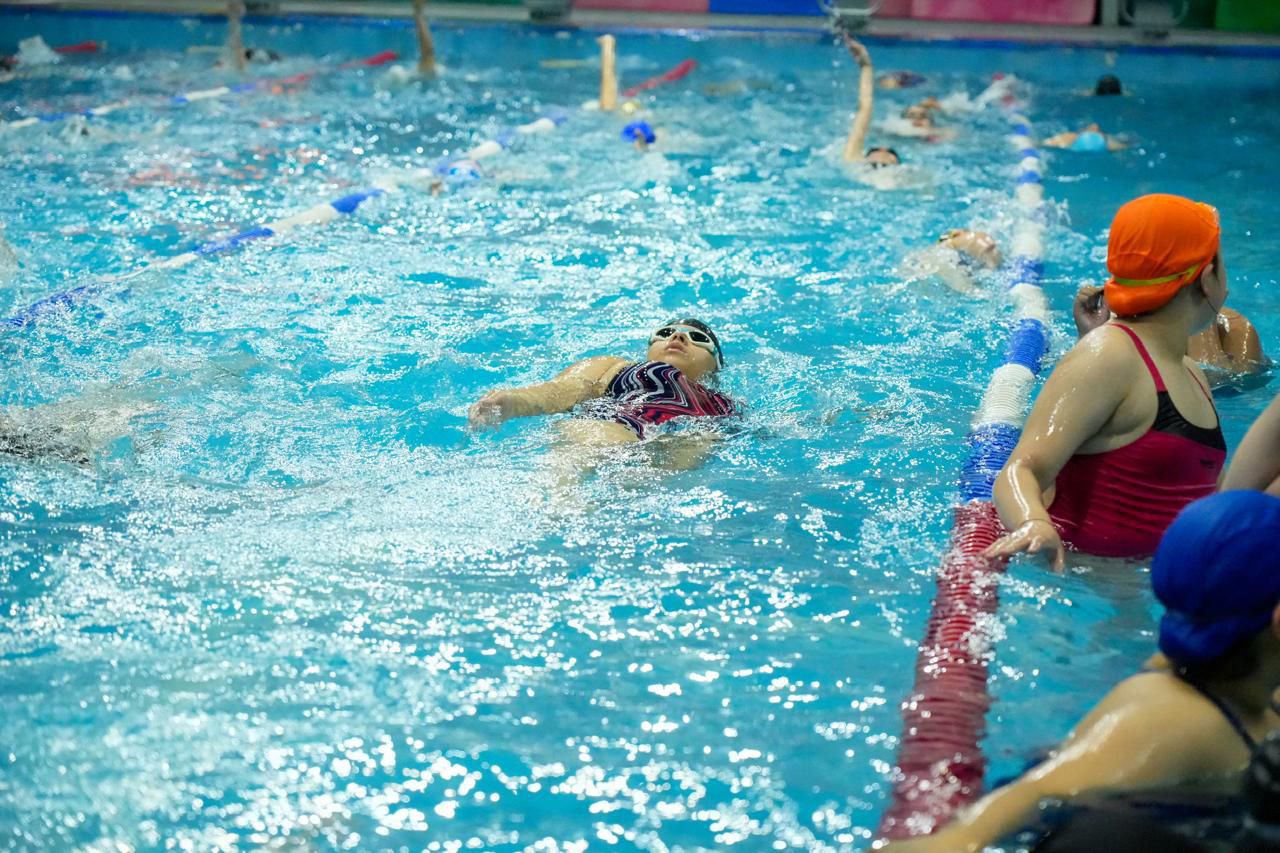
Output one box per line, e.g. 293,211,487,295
877,106,1050,841
1,49,398,131
3,56,696,330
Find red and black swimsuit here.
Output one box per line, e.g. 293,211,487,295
586,361,737,439
1049,324,1226,559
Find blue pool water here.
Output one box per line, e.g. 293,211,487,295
2,11,1280,850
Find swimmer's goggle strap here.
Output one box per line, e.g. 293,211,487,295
1110,262,1204,288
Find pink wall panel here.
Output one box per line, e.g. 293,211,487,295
909,0,1095,24
877,0,913,17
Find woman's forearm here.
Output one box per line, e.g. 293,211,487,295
503,379,589,418
993,459,1052,531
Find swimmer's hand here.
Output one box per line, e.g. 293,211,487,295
467,390,517,429
1073,285,1110,338
843,35,872,68
982,519,1066,574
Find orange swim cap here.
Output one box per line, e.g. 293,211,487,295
1104,194,1220,317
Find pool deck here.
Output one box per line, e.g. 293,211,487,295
4,0,1280,49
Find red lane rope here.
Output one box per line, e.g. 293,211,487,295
55,41,101,55
621,59,697,97
877,501,1009,840
3,40,101,65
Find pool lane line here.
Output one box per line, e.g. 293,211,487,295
3,56,697,331
877,108,1050,841
1,40,101,66
0,49,398,131
621,58,697,98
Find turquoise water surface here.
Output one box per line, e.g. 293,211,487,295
2,12,1279,850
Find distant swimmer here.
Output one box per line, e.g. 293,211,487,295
622,120,656,152
468,319,738,453
1075,284,1267,383
378,0,438,85
876,70,925,90
901,229,1002,293
885,98,958,143
0,413,91,466
840,36,927,189
217,0,280,71
1043,122,1127,152
1094,73,1123,95
413,0,437,76
986,194,1228,566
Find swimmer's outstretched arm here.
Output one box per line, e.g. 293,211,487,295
880,680,1214,852
468,356,629,429
225,0,248,73
413,0,437,76
1041,132,1076,149
1223,392,1280,496
984,333,1138,572
841,36,874,163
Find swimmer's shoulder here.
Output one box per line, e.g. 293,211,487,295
1059,322,1144,379
1074,671,1233,756
557,355,631,390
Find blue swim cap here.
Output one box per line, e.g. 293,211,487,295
1154,491,1280,664
1070,130,1108,153
445,159,482,181
622,121,656,145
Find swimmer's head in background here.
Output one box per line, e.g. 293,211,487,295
650,318,725,369
877,71,925,90
901,104,934,128
940,229,1002,269
866,147,900,168
1154,491,1280,666
622,121,657,146
1104,193,1221,317
1095,74,1122,96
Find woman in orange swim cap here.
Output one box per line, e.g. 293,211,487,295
985,193,1230,568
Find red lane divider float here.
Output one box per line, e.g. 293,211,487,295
878,502,1009,837
622,59,697,98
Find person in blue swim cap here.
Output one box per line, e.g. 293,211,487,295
1044,122,1127,152
881,490,1280,852
622,120,656,152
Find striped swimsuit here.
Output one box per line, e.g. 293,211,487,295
585,361,736,439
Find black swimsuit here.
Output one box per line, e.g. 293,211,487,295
1183,678,1258,752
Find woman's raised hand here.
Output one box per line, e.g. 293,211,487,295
843,34,872,68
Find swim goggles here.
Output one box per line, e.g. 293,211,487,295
650,325,720,359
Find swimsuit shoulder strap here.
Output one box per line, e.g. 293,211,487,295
1186,365,1214,407
1112,323,1167,392
1185,679,1258,752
